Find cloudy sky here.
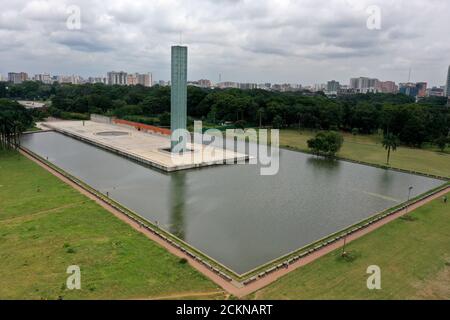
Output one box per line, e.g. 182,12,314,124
1,0,449,86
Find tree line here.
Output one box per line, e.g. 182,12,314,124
0,99,33,150
1,81,449,148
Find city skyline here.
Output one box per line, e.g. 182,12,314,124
1,0,449,87
3,69,448,90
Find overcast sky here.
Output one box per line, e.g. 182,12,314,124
1,0,449,86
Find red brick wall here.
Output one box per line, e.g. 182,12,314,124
113,119,171,136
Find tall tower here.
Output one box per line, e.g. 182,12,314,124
446,65,450,97
170,45,188,151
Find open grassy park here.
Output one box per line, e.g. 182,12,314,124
279,129,450,178
0,131,449,299
0,151,222,300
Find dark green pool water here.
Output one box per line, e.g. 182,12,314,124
21,131,444,274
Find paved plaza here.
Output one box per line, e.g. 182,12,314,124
39,120,248,171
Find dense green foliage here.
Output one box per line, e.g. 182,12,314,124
1,81,449,147
0,99,33,149
307,131,344,156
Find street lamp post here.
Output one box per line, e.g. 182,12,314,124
405,186,413,215
341,236,347,257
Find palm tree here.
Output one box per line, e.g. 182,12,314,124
297,112,302,131
257,108,265,128
382,132,399,165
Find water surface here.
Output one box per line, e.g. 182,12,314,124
21,132,444,273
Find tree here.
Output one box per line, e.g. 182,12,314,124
4,81,449,148
307,131,343,156
159,112,171,127
257,108,265,128
272,115,283,129
382,132,399,164
0,99,33,150
296,109,302,131
434,135,448,152
234,120,246,130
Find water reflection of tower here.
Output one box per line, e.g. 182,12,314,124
169,172,186,239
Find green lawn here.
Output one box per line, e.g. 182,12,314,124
25,127,42,132
280,129,450,178
0,151,221,300
250,192,450,300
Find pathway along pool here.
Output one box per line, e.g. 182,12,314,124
21,131,444,274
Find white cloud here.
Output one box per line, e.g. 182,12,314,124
0,0,449,86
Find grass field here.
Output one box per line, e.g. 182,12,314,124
250,192,450,299
279,129,450,178
0,151,222,300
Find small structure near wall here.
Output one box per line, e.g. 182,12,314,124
90,114,112,124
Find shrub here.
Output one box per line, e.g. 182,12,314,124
60,112,90,120
112,105,143,118
66,247,76,254
159,112,171,126
121,115,160,126
307,131,344,156
234,120,247,130
434,136,448,152
272,115,283,129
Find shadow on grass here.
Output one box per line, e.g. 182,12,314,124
400,215,419,222
336,250,361,263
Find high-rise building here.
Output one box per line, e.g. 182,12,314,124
446,65,450,97
34,73,52,84
107,71,128,85
257,83,272,90
326,80,340,94
197,79,212,88
398,82,427,98
313,83,326,92
88,77,106,84
350,77,379,93
427,87,444,97
239,83,258,90
127,74,138,85
170,45,188,151
123,73,152,86
136,73,152,87
217,81,239,89
57,75,82,84
8,72,28,84
416,82,427,97
399,82,419,97
377,81,398,93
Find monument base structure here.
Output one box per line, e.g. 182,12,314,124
40,120,248,172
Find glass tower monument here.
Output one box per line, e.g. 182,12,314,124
170,45,188,152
